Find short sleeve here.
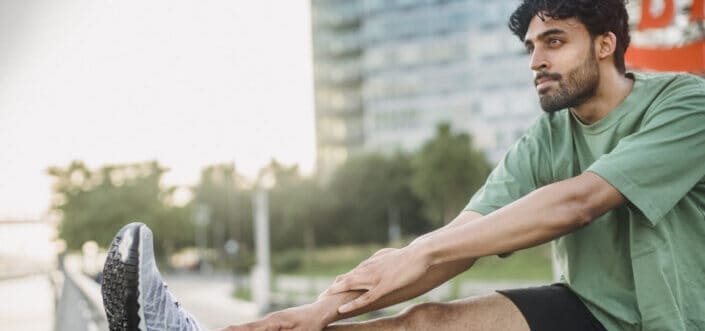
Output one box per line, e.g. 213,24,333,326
587,84,705,226
465,119,551,215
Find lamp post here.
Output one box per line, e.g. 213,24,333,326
251,172,274,314
194,204,211,273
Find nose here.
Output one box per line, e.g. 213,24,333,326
530,48,549,72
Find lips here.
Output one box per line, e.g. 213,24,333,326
536,79,556,90
535,77,554,86
535,75,559,94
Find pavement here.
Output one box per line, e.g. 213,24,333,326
0,270,257,331
0,274,55,331
164,273,259,330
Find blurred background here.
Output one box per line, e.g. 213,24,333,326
1,0,702,330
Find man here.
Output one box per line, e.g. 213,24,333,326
102,0,705,330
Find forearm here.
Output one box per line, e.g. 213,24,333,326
420,173,624,265
313,211,483,324
409,211,476,246
314,257,476,325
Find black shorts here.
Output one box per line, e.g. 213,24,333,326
497,284,607,331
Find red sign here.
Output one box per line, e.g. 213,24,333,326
625,0,705,72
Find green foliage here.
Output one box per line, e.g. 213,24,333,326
261,160,330,255
412,123,492,225
456,244,553,281
324,153,429,245
191,163,253,260
47,160,195,256
47,124,496,265
272,249,304,273
271,242,552,281
233,249,256,273
232,285,252,301
277,244,382,276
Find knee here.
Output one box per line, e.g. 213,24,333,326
399,302,451,329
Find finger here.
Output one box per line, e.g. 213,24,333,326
343,275,377,292
329,273,352,293
328,279,351,294
334,272,349,283
329,274,375,294
329,275,347,293
338,289,380,314
322,274,350,298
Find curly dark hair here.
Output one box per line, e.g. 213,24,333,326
508,0,631,74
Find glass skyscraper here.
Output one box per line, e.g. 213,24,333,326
312,0,540,175
311,0,364,177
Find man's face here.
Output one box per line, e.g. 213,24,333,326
524,15,600,113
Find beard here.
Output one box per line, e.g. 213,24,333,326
536,51,600,113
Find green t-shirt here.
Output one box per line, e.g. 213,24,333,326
466,72,705,331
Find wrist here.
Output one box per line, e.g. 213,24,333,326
300,300,335,327
407,238,436,269
312,291,357,325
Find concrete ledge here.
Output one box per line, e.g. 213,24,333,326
55,256,108,331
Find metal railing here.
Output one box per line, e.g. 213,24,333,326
54,256,108,331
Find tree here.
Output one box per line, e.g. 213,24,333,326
412,123,491,226
325,153,429,245
48,160,194,257
191,163,253,261
383,153,431,238
259,160,327,252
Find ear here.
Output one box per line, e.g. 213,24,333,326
596,32,617,60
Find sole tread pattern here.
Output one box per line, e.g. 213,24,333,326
102,227,143,331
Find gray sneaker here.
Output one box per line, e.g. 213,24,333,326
102,222,205,331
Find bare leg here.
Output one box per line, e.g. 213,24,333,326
325,293,529,331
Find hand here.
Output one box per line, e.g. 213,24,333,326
219,303,328,331
318,248,397,301
327,244,431,314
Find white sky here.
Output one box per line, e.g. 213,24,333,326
0,0,316,219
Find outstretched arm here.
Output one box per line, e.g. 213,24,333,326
320,211,484,320
329,172,625,313
221,211,483,331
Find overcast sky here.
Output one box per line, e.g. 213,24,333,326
0,0,316,219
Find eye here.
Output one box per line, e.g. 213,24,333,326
548,38,563,47
525,46,534,55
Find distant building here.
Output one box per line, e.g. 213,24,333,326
311,0,539,176
359,0,538,163
311,0,365,178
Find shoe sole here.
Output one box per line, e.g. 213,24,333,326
102,222,148,331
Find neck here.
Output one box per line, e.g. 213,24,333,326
570,68,634,125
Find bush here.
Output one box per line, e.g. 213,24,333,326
272,250,304,273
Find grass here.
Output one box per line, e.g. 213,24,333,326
281,244,382,276
273,242,553,281
233,285,252,301
455,243,554,281
237,243,554,313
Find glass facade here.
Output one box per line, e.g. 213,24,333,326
312,0,541,174
311,0,364,177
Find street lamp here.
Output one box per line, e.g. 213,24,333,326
194,204,211,273
251,170,274,314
